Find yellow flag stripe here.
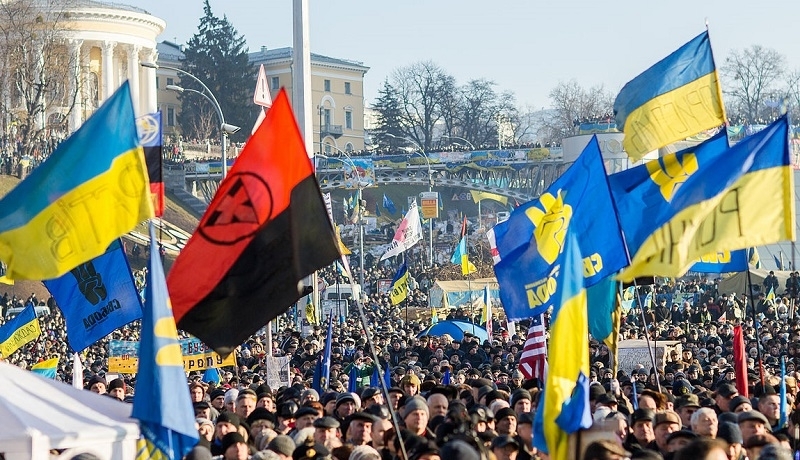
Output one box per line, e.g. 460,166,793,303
0,316,41,357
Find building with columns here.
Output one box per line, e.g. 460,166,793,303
64,2,165,132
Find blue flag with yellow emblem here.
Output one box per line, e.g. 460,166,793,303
488,136,627,320
618,115,794,280
132,222,198,460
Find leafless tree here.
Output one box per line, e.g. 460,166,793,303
721,45,786,124
539,80,613,145
0,0,80,158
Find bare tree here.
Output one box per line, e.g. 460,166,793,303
390,61,456,151
722,45,786,124
0,0,80,159
183,103,216,145
539,80,613,145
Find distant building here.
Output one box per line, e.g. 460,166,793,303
153,41,184,138
249,47,370,154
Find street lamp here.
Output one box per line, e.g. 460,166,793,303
142,62,240,179
441,134,476,150
317,150,367,290
385,133,435,267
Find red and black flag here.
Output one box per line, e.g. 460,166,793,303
167,89,339,355
137,112,164,217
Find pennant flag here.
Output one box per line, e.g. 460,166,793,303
167,89,339,355
350,189,362,224
749,247,762,269
132,223,198,460
609,130,730,267
470,190,508,206
383,194,396,215
322,192,351,256
774,253,784,271
0,304,41,357
31,357,58,379
532,235,591,460
489,136,627,320
335,226,352,256
587,277,621,376
321,315,333,391
690,249,748,273
384,362,391,388
335,261,350,280
443,368,451,385
0,81,152,280
44,240,142,353
613,31,726,162
519,313,547,381
481,285,493,338
137,112,164,217
375,201,381,217
618,116,795,280
202,367,221,385
431,306,438,325
312,358,323,394
371,365,380,388
72,352,83,389
733,325,749,398
381,201,423,260
389,263,409,305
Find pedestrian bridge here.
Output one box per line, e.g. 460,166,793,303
171,147,569,204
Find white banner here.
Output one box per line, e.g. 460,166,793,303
380,201,423,260
266,356,291,389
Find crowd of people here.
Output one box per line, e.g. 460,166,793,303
3,224,800,460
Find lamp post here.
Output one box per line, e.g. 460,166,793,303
441,134,476,150
317,151,366,290
385,134,434,267
143,62,240,179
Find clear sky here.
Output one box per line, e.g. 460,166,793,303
131,0,799,110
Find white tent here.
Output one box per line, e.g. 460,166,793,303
0,361,139,460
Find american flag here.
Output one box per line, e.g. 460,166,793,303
519,313,548,381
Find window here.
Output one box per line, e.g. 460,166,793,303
345,110,353,130
271,76,279,90
324,79,331,92
324,143,331,154
345,143,354,153
166,77,174,86
167,107,175,127
344,82,351,94
324,109,331,126
155,76,159,89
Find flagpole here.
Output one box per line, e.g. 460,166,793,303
745,268,767,393
633,282,661,393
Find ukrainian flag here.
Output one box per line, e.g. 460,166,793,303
0,304,40,357
587,277,621,375
389,263,409,305
31,357,59,379
451,237,477,275
619,115,794,280
0,81,153,280
614,31,726,162
532,234,591,460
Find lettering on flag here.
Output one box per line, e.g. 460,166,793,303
381,201,423,260
108,338,236,373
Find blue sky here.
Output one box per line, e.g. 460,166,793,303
131,0,799,109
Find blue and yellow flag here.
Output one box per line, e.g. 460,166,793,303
619,116,794,280
0,304,41,357
690,249,748,273
389,263,409,305
532,234,591,460
451,237,477,275
489,136,627,320
44,240,143,353
587,277,621,375
614,31,726,161
31,357,59,379
0,81,153,280
132,222,198,460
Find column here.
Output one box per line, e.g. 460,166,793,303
101,41,115,101
143,48,158,114
127,44,140,115
68,39,83,132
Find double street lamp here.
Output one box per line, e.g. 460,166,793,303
141,62,241,179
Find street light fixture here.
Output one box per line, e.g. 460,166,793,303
441,134,476,151
143,62,239,179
